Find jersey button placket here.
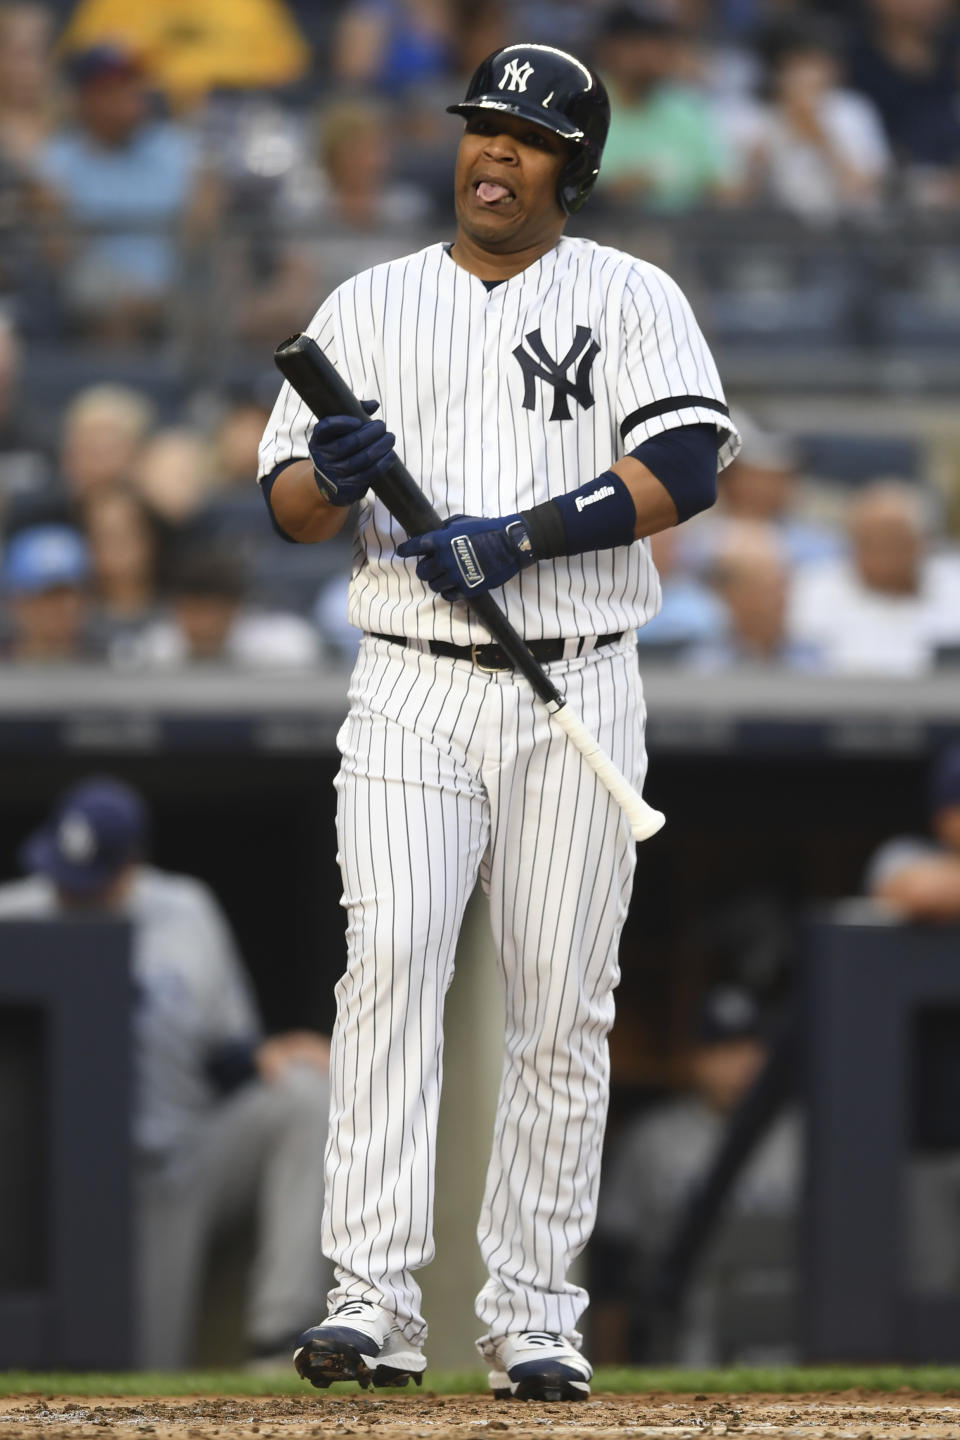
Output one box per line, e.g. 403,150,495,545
480,288,506,513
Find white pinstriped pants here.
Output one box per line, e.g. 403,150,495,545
323,634,645,1348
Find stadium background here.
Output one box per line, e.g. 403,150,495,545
1,0,960,1376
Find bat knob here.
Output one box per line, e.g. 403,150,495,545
631,805,666,842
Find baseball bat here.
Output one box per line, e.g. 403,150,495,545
273,333,665,843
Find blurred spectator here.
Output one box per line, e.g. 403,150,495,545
788,481,960,675
60,383,155,501
211,394,273,490
595,985,801,1364
313,569,361,666
0,2,58,169
309,97,431,231
0,522,100,660
58,0,311,114
35,43,209,342
846,0,960,205
678,416,841,576
690,521,822,669
455,2,511,78
84,484,165,654
135,426,215,524
594,3,738,212
0,776,331,1366
0,5,63,328
635,527,726,656
865,741,960,924
503,0,607,56
333,0,456,97
741,24,890,221
132,545,320,667
236,97,431,339
0,312,53,511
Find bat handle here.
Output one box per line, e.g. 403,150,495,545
549,701,665,842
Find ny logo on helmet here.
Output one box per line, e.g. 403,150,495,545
498,58,534,92
513,327,601,421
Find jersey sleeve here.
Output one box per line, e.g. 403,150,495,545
256,296,341,482
618,263,740,472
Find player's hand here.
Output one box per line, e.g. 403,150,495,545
397,513,537,600
308,400,396,506
256,1031,331,1083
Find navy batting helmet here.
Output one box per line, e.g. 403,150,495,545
447,43,610,215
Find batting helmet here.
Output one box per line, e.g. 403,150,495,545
447,43,610,215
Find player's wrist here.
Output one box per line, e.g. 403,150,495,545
520,471,637,559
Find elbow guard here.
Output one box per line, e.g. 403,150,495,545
630,423,719,523
260,462,299,544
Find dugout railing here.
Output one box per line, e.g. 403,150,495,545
0,919,133,1369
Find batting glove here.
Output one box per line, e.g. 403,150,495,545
397,513,537,601
308,400,396,506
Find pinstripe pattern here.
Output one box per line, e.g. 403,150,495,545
258,235,739,1351
324,635,643,1345
257,237,740,644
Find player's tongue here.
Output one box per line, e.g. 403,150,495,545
477,181,511,204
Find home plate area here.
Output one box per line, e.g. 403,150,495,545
3,1392,960,1440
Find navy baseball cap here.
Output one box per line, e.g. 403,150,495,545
2,525,90,595
66,43,144,87
21,779,148,896
930,743,960,812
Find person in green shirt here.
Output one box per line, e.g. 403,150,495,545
593,3,737,213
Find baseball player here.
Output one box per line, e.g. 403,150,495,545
0,777,332,1368
258,43,740,1401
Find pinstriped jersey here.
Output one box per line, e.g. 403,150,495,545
258,235,740,644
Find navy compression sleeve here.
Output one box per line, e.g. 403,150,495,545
630,423,720,524
260,461,299,543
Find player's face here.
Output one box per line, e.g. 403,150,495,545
454,112,569,253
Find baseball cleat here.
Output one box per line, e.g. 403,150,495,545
293,1300,427,1390
481,1330,592,1402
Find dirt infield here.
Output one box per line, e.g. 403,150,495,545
3,1391,960,1440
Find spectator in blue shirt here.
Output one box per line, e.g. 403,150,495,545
36,43,207,341
0,522,100,661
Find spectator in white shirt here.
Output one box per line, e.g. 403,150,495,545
788,481,960,675
129,546,320,669
865,742,960,924
735,24,891,222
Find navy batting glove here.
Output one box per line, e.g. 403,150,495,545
397,513,536,599
308,400,396,506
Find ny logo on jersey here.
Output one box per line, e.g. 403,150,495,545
499,58,534,92
513,326,601,421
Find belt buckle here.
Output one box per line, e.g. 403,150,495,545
471,642,509,673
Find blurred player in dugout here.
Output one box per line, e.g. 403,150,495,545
0,777,331,1368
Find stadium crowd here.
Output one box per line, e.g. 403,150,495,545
3,0,960,1375
1,0,960,671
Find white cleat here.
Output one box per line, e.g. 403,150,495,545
480,1330,592,1402
293,1300,427,1390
